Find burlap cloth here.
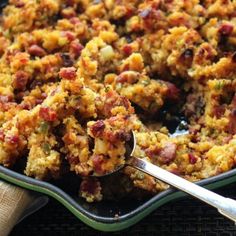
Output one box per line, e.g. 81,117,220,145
0,181,46,236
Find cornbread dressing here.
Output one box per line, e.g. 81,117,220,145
0,0,235,202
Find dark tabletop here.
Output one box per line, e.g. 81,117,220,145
10,182,236,236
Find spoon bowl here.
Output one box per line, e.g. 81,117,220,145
92,130,136,177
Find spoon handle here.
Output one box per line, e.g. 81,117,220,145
128,156,236,223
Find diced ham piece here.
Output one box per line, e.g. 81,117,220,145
0,130,5,141
15,1,25,7
158,143,177,164
67,155,79,165
5,134,19,144
90,120,105,137
219,24,234,36
105,129,131,143
188,153,197,164
80,178,101,195
227,95,236,134
66,0,75,6
164,81,180,100
227,109,236,134
62,31,75,41
91,155,104,174
145,147,160,159
69,40,84,59
0,95,13,103
212,105,225,118
123,45,133,56
103,90,133,117
14,71,29,90
69,17,80,25
39,107,57,122
59,67,77,80
28,45,46,57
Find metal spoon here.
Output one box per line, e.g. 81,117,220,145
95,131,236,223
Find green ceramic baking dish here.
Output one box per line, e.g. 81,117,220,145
1,164,236,232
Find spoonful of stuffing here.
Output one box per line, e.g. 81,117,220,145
93,130,236,223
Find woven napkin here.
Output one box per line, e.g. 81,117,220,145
0,181,36,236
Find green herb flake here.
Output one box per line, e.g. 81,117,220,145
39,122,49,133
214,81,224,90
42,142,51,155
